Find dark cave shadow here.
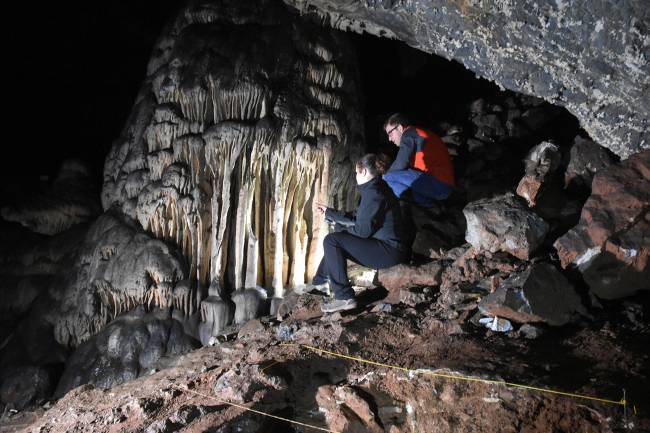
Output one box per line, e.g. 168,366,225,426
474,318,650,416
202,356,351,433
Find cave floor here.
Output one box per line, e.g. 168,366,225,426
7,290,650,433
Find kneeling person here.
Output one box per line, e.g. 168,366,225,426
383,113,455,207
313,154,410,313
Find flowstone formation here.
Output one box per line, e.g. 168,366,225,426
283,0,650,158
101,0,363,323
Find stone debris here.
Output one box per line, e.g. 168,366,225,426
478,263,585,326
316,385,383,433
518,323,545,339
464,193,549,260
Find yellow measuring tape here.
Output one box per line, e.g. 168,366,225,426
287,343,628,407
167,342,633,433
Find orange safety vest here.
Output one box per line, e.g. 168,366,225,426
409,127,455,187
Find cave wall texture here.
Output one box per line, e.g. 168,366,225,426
101,0,364,309
283,0,649,158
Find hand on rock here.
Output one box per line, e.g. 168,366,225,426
315,202,328,215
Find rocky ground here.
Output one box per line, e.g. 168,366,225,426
3,285,648,433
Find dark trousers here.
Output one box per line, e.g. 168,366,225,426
383,169,452,206
313,232,406,300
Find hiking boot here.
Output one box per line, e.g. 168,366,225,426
293,281,331,297
321,298,357,313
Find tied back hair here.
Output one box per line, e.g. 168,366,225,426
356,153,390,177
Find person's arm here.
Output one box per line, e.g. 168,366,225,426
344,191,383,238
387,131,420,172
325,208,355,227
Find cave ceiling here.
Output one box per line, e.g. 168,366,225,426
283,0,650,158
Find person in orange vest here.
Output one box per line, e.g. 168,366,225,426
383,113,455,207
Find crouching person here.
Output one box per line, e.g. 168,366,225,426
313,154,410,313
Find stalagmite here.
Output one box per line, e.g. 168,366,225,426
231,288,268,325
99,0,362,339
199,282,234,346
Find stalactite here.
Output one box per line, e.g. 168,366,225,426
306,85,343,109
208,76,271,124
304,61,344,89
172,135,206,186
173,87,212,125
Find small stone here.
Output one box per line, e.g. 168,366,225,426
518,324,544,339
399,289,430,307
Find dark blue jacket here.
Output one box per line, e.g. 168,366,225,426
325,177,407,250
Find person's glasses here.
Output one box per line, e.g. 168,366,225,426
386,125,399,136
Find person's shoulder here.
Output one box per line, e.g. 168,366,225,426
412,126,439,139
403,126,419,139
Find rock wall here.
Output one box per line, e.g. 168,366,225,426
283,0,650,158
101,0,363,307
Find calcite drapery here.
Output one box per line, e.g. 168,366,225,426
101,0,363,319
50,212,187,348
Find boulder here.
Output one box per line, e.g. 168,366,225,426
55,307,198,398
478,263,584,326
377,261,443,303
564,136,616,193
402,202,466,258
463,193,549,260
554,150,650,299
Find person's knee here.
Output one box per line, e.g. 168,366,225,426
383,171,397,182
324,232,345,247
